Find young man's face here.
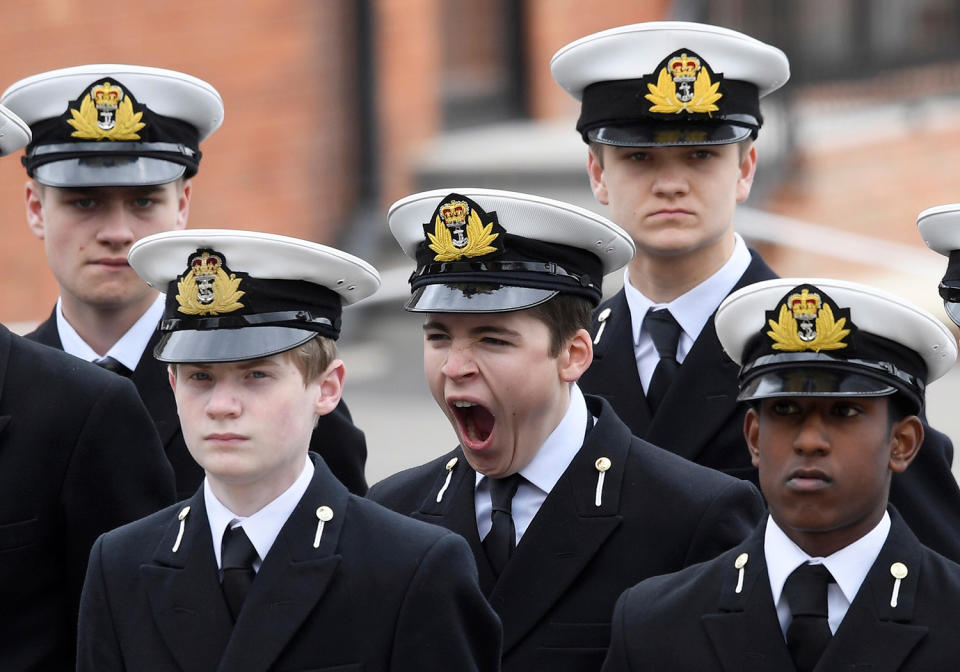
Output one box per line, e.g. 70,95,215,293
745,396,921,556
170,352,343,497
587,143,755,259
25,180,191,311
422,310,591,478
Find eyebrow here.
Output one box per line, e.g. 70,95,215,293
422,321,522,339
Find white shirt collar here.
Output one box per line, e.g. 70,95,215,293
765,511,890,632
474,383,588,542
624,233,751,350
56,293,165,371
205,455,315,570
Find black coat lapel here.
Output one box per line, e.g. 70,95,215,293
647,251,777,463
645,317,740,461
411,449,497,593
0,326,12,439
23,309,61,348
581,291,651,437
489,398,626,654
132,328,179,447
701,525,795,672
217,458,348,672
816,513,928,671
141,490,234,672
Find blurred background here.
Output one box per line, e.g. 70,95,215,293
3,0,960,483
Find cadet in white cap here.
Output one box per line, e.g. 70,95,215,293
918,203,960,327
3,65,369,499
76,229,501,672
603,278,960,672
551,22,788,480
0,105,174,670
368,188,764,672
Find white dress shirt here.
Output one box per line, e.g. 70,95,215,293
57,293,165,370
205,455,314,573
765,512,891,636
475,383,589,546
623,233,751,391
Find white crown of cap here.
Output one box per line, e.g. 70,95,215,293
1,64,224,141
0,104,31,156
551,21,790,101
715,277,957,383
128,229,380,305
917,203,960,257
388,187,635,275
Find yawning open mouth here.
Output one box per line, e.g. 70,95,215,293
450,400,495,446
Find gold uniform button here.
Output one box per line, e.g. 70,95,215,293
595,457,611,472
891,562,908,580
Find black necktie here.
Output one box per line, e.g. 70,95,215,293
221,525,259,622
783,563,835,672
93,356,132,377
482,474,522,578
645,309,682,412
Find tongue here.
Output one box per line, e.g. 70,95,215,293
464,405,495,442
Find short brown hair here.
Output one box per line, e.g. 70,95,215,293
526,294,594,357
284,335,337,386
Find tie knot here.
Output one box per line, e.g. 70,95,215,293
94,356,132,377
488,474,522,514
783,563,834,617
644,309,682,360
221,525,258,570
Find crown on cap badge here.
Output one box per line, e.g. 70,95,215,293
766,287,851,352
645,50,722,116
176,249,245,316
426,195,502,262
67,80,146,141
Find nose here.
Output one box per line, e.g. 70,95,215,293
95,203,136,248
651,164,690,198
793,409,830,456
440,342,478,380
205,381,242,419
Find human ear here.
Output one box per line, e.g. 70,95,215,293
735,143,757,204
888,415,923,473
559,328,594,383
175,179,192,230
744,407,761,467
25,180,46,239
313,359,345,417
587,149,609,205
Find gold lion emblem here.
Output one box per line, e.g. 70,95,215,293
67,82,146,141
176,251,245,316
427,208,500,262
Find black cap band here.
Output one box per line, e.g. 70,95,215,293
576,77,761,144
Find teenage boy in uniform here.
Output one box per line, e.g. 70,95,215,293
1,65,368,499
0,105,174,671
368,188,764,672
551,21,960,563
77,229,500,672
602,278,960,672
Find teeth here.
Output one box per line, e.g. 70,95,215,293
452,401,477,408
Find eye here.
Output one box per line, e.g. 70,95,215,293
246,370,269,379
481,336,510,346
72,198,97,210
424,332,449,343
769,400,799,416
188,370,212,382
627,151,651,162
689,149,714,160
132,197,155,208
832,402,861,418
